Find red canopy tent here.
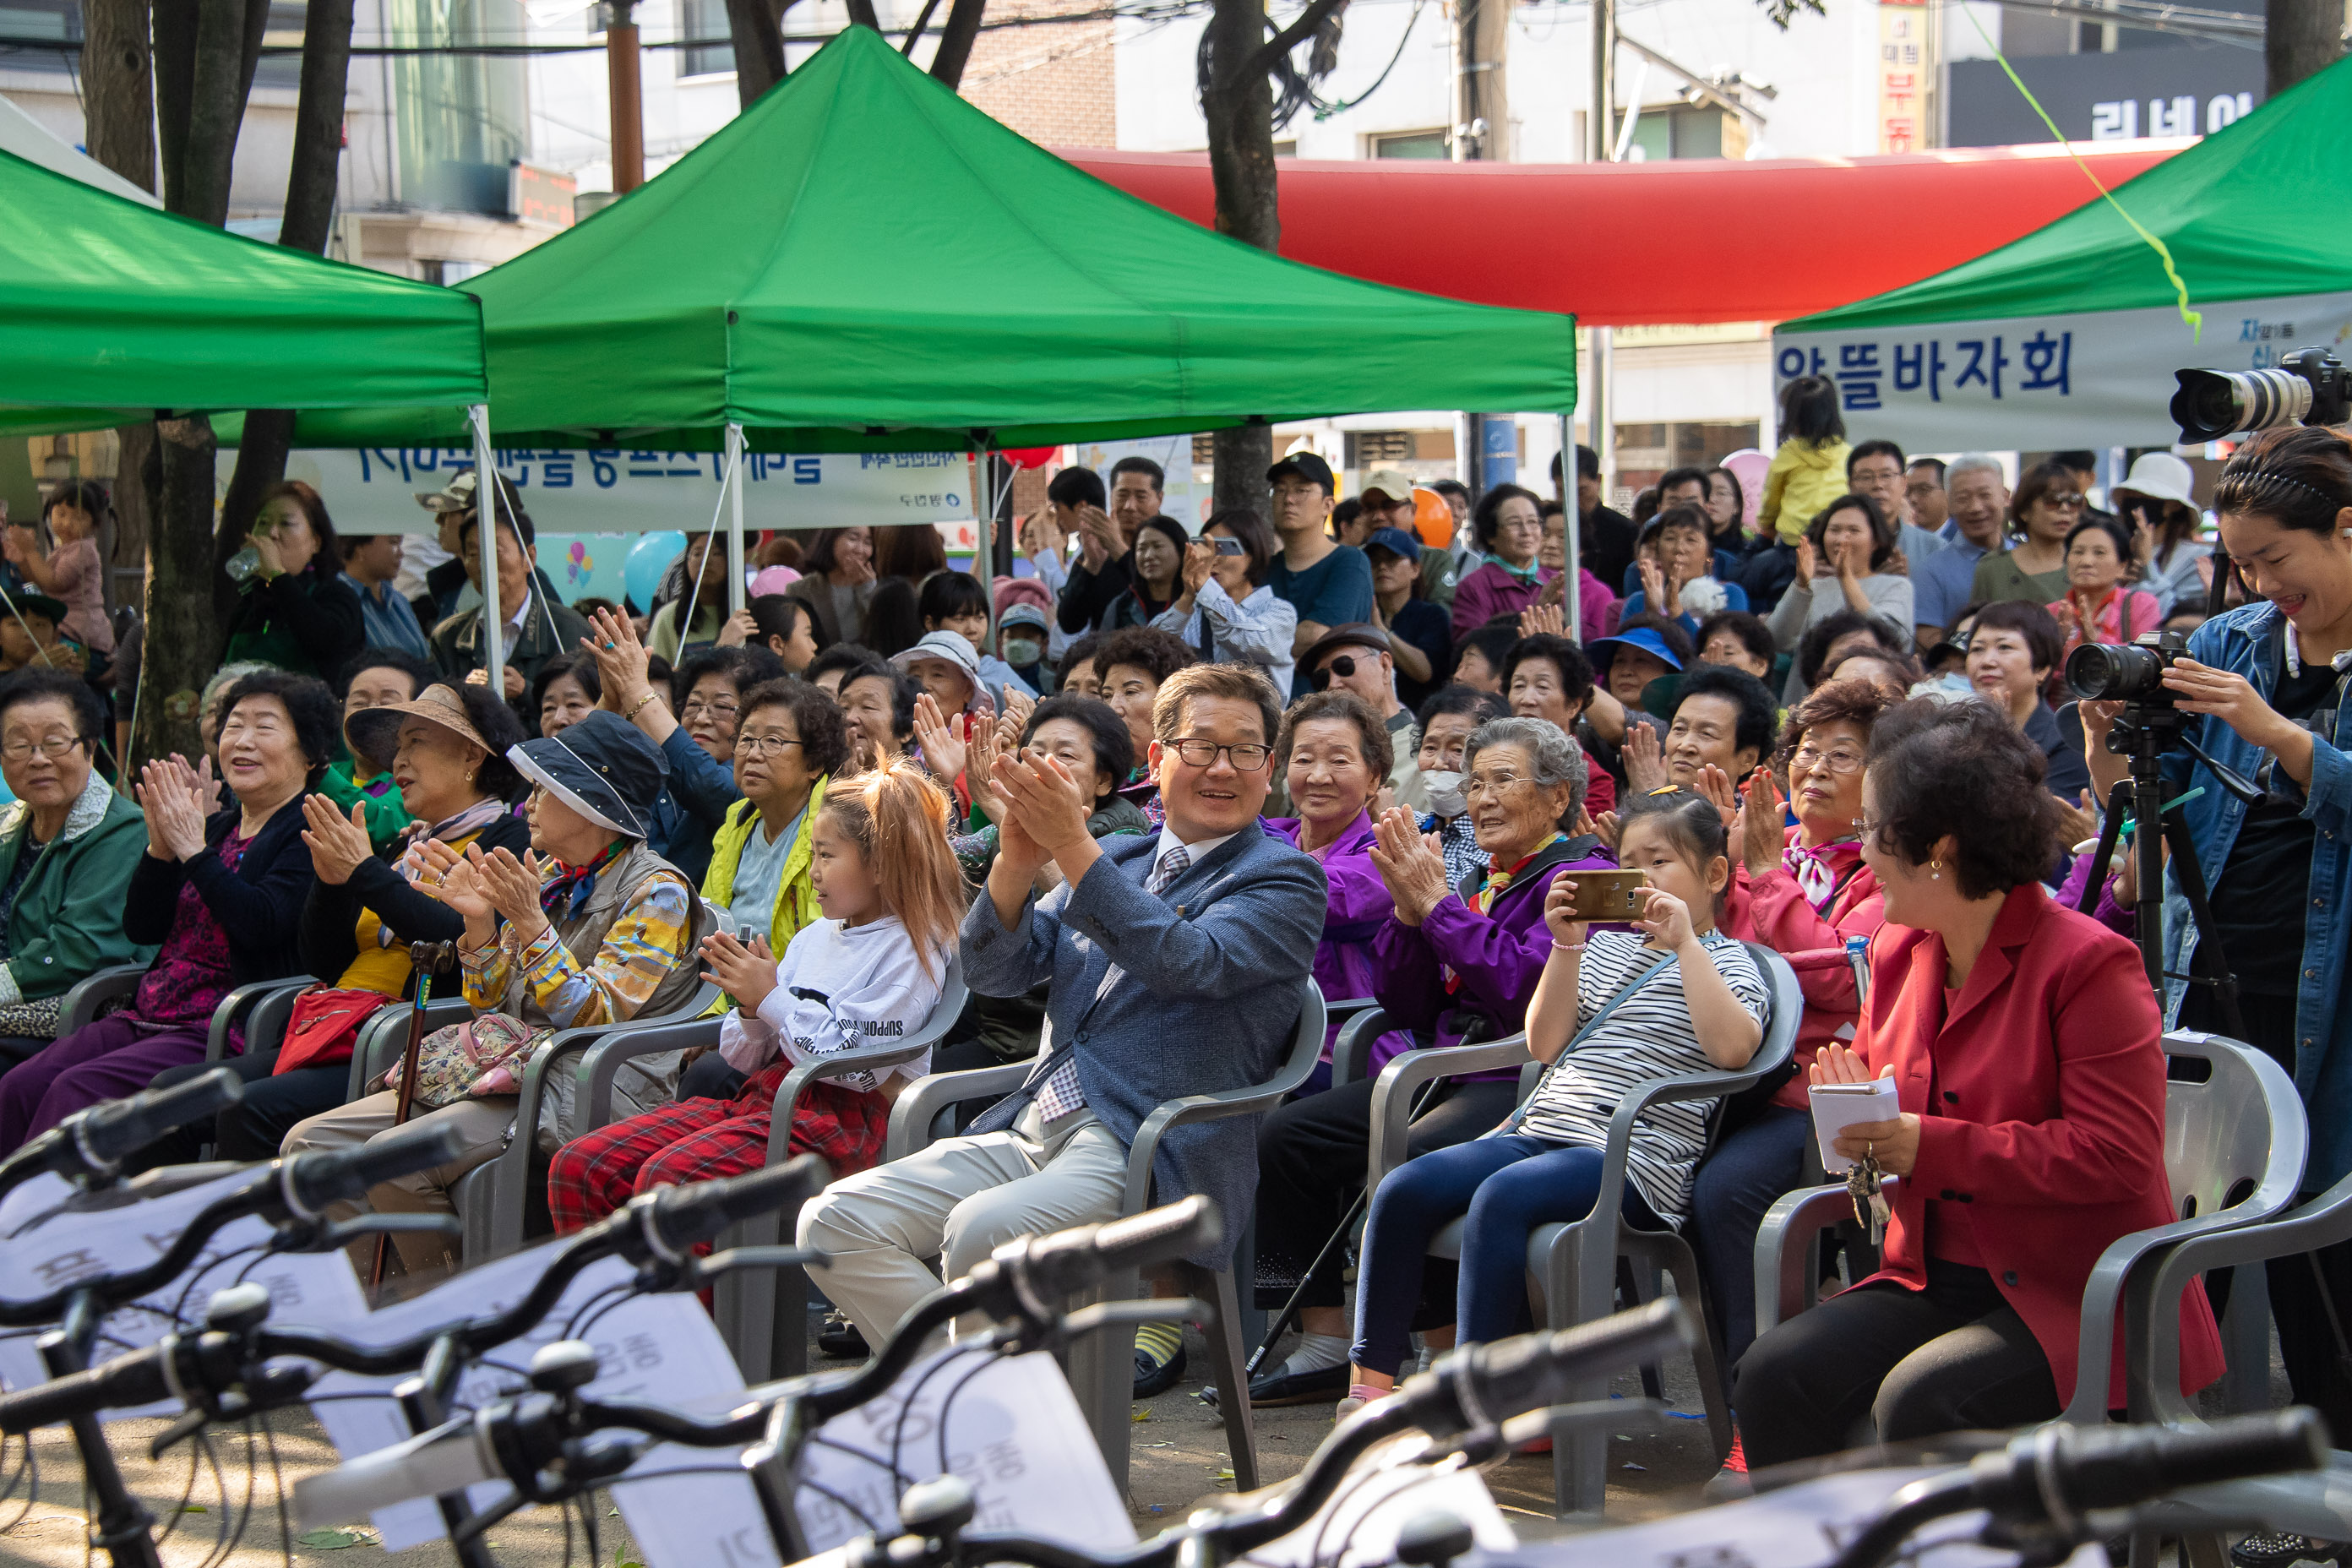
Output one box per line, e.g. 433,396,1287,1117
1058,141,2186,326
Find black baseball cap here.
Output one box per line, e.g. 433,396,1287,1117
1266,452,1335,494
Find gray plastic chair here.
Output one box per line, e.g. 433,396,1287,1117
1365,943,1801,1519
700,955,967,1383
455,977,722,1263
200,977,317,1065
882,979,1328,1495
55,963,150,1036
1750,1029,2307,1431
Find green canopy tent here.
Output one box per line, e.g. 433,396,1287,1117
0,149,486,436
0,144,518,663
1772,54,2352,450
267,24,1579,616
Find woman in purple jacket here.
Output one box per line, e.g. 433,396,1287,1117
1451,485,1554,640
1266,691,1391,1092
1239,714,1614,1407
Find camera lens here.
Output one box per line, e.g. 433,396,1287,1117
2173,367,2318,443
2066,641,2167,702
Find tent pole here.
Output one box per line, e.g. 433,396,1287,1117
726,422,746,616
469,405,503,683
1560,412,1582,641
976,453,993,651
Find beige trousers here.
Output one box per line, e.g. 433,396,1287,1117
281,1090,515,1275
795,1107,1127,1345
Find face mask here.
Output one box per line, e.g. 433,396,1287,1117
1002,637,1044,667
1424,770,1467,818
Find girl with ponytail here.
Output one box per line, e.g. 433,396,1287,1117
547,760,964,1227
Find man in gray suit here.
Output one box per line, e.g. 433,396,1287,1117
798,662,1327,1358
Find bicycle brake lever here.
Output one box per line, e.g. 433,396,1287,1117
148,1359,324,1457
317,1214,466,1250
1020,1297,1208,1355
1486,1397,1668,1462
690,1244,830,1285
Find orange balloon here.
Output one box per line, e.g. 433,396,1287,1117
1410,487,1455,549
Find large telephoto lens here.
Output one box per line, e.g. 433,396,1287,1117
2066,640,2168,702
2173,367,2318,443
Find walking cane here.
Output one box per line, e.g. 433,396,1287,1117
1242,1075,1446,1381
370,940,459,1293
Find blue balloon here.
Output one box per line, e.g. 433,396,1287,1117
623,531,685,612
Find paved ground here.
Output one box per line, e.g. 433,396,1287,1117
0,1313,1726,1565
0,1301,2293,1565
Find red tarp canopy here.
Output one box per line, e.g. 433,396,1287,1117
1057,142,2186,327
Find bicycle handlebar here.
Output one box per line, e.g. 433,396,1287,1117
0,1068,243,1203
0,1120,470,1328
256,1154,826,1375
292,1195,1227,1528
1827,1409,2330,1568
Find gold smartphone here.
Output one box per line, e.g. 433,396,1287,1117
1565,868,1648,921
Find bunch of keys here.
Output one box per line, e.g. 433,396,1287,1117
1846,1145,1892,1244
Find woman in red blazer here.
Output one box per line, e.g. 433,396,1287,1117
1698,676,1897,1369
1733,699,2224,1468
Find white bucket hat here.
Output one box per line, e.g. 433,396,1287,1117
2113,451,2197,509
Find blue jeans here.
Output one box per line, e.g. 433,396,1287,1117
1691,1105,1810,1369
1350,1135,1652,1378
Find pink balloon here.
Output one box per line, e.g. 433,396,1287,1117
1721,449,1771,533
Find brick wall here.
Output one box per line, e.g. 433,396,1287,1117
958,0,1117,148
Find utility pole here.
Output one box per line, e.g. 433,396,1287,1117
606,0,645,192
1458,0,1514,498
1587,0,1616,510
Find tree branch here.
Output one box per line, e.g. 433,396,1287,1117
901,0,947,54
928,0,985,85
1246,0,1348,79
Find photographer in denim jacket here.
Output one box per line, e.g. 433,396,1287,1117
2078,427,2352,1492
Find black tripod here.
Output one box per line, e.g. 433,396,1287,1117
2074,700,2262,1041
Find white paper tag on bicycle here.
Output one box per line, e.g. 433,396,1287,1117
1247,1435,1514,1568
303,1236,759,1554
788,1345,1135,1557
0,1169,367,1418
1507,1466,2107,1568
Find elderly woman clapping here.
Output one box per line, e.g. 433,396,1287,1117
1244,716,1616,1407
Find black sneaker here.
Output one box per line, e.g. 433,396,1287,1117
817,1309,868,1360
1134,1342,1187,1398
1247,1363,1350,1407
2231,1533,2349,1568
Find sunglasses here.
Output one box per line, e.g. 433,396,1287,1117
1309,655,1361,691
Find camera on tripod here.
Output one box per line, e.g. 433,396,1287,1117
2172,346,2352,444
2065,629,2190,727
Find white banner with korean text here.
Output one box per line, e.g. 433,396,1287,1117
233,445,978,537
1772,290,2352,450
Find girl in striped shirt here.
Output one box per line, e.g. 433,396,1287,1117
1344,787,1769,1411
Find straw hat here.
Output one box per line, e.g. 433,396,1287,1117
345,683,494,775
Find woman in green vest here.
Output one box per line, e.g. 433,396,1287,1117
677,678,854,1101
0,672,155,1068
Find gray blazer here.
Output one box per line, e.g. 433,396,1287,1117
961,825,1326,1266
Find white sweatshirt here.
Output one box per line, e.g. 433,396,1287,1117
716,915,950,1092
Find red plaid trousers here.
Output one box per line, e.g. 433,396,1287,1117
547,1061,892,1235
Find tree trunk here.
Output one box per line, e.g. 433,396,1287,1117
81,0,157,645
136,419,222,767
279,0,354,254
137,0,271,767
172,0,270,225
2267,0,2344,94
1201,0,1281,516
219,0,357,593
928,0,986,86
723,0,791,105
81,0,155,192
